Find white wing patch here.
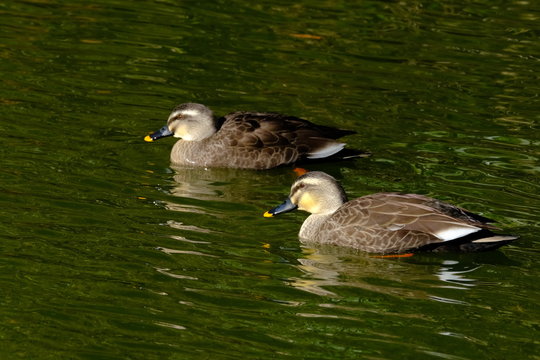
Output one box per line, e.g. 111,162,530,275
435,226,481,241
307,143,345,159
386,224,405,231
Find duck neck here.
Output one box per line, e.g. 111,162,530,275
299,213,333,240
170,139,208,165
188,124,216,141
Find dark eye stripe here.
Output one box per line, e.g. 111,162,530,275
167,115,183,126
291,182,306,196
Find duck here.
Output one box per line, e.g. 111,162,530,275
144,103,368,169
263,171,518,254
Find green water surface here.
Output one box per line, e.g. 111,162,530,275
1,1,539,359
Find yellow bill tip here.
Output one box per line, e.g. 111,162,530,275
263,211,274,218
144,135,153,142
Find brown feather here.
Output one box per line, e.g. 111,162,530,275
164,105,367,169
313,193,509,253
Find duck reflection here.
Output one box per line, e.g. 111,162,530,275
284,245,514,303
168,164,295,202
160,165,302,246
435,260,478,289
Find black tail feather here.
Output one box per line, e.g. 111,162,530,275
331,148,371,160
453,239,516,252
414,229,518,253
312,125,356,139
298,148,371,164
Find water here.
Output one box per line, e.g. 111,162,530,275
1,0,539,359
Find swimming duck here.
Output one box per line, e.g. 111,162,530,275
144,103,367,169
264,171,518,253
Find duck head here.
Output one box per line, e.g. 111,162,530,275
264,171,348,217
145,103,216,142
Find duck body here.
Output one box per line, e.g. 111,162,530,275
145,103,367,170
265,171,518,254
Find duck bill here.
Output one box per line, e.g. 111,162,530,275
144,125,173,142
263,197,297,217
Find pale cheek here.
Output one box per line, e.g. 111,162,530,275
174,124,191,139
175,133,193,140
299,194,319,213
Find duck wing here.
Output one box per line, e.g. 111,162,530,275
320,193,504,253
215,112,357,160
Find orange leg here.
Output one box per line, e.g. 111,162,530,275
371,253,414,258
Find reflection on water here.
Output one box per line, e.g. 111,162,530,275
160,165,298,246
435,260,478,289
166,219,214,234
156,267,198,280
162,164,524,311
287,245,505,305
168,164,297,201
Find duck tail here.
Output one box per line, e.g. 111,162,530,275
460,235,519,252
306,141,371,161
415,230,518,253
335,148,371,160
313,125,356,139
